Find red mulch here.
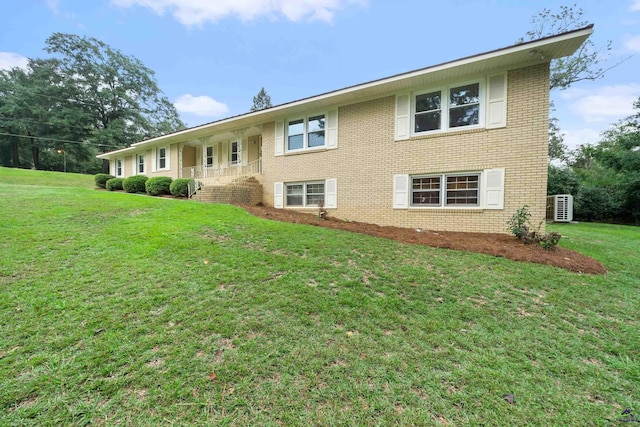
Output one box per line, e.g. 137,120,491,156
240,205,606,275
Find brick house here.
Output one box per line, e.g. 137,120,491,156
97,26,592,233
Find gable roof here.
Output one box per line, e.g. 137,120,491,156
98,25,593,158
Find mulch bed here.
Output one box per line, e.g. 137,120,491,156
240,205,607,275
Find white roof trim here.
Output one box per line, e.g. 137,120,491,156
98,25,593,159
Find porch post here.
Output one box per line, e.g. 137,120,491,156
178,143,183,178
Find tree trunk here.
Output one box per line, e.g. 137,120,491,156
11,139,20,167
30,137,40,170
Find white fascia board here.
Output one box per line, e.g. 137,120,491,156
97,26,592,159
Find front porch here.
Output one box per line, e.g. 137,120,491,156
179,131,263,186
181,158,262,184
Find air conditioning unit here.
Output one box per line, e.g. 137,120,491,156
546,194,573,222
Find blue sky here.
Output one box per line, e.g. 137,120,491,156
1,0,639,150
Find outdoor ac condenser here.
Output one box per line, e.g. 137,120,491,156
547,194,573,222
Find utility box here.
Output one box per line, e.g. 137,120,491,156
546,194,574,222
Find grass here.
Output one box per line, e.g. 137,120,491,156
1,167,638,426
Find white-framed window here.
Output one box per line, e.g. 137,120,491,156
411,173,480,207
230,141,239,165
206,146,214,167
413,81,482,134
287,114,326,152
137,154,145,174
394,169,504,210
275,179,337,209
157,146,168,170
115,158,123,177
286,181,325,207
395,74,506,140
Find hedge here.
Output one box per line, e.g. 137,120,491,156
169,178,194,197
106,177,124,191
146,176,172,196
123,175,148,193
95,173,115,189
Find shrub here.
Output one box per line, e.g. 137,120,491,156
123,175,148,193
146,176,172,196
106,177,124,191
538,231,562,250
169,178,194,197
507,205,531,239
547,165,580,196
574,186,620,222
95,173,115,189
508,206,561,250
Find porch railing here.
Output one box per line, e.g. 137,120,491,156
181,159,262,183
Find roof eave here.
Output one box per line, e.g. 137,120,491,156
97,25,593,159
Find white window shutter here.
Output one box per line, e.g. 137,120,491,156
275,120,285,156
131,156,136,175
393,174,409,209
325,178,337,209
483,168,505,209
165,146,171,170
151,148,157,172
326,109,338,149
395,94,411,140
487,74,507,129
274,182,284,208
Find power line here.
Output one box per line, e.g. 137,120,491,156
0,115,96,131
0,132,122,149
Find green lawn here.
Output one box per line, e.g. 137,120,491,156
1,167,638,426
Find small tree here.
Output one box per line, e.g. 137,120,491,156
250,87,272,111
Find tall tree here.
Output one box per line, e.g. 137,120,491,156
250,87,272,111
521,5,615,161
0,33,185,172
521,4,612,90
0,58,91,169
44,33,185,148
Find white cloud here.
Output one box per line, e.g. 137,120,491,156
0,52,29,71
560,84,640,123
110,0,367,26
561,127,602,150
631,0,640,11
174,94,229,118
623,34,640,52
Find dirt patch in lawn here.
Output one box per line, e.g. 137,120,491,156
240,205,606,275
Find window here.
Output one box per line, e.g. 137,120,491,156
412,176,441,206
157,147,167,170
411,173,479,207
115,158,123,177
446,175,479,205
414,82,481,134
230,141,239,165
285,182,325,207
137,154,145,174
415,91,441,132
206,146,214,167
449,83,480,128
287,114,325,151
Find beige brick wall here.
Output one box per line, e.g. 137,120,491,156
117,144,180,179
261,63,550,234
